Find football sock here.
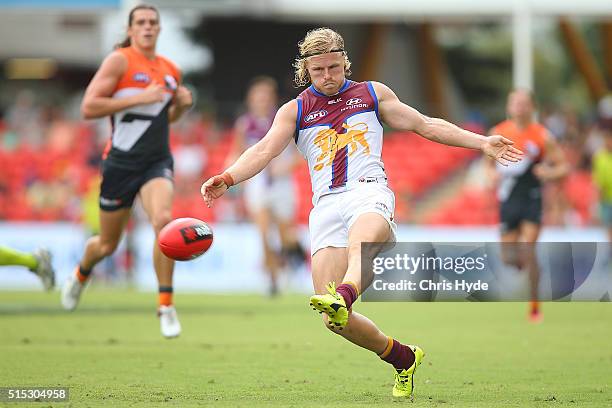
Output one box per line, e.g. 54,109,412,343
76,265,92,283
159,286,173,307
530,300,540,314
379,337,416,371
336,282,359,309
0,246,37,270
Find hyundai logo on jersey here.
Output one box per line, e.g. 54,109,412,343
346,98,362,105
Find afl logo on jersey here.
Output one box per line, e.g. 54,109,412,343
133,72,150,83
305,109,328,123
165,74,178,91
346,97,362,106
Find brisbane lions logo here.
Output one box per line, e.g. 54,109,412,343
313,122,370,171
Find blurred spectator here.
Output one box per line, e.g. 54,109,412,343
592,117,612,242
45,106,78,154
4,90,45,148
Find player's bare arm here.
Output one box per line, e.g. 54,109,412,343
81,51,165,119
372,81,523,166
168,84,193,123
200,99,298,207
533,133,569,181
482,127,503,186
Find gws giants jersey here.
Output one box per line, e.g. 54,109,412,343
491,120,547,202
103,46,181,170
295,81,386,204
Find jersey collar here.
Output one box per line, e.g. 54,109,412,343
309,80,351,98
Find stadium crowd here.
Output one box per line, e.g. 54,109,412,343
0,88,607,229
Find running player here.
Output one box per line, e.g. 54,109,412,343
228,76,305,295
0,246,55,290
201,28,522,398
487,89,568,322
61,4,193,338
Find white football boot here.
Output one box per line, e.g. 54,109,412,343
158,305,181,338
61,271,85,311
31,248,55,291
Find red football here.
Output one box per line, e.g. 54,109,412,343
158,218,213,261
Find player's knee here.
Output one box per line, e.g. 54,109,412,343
347,240,361,254
99,240,119,257
348,240,382,260
152,211,172,235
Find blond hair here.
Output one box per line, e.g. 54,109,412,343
293,27,352,87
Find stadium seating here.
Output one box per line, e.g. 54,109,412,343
0,118,599,227
382,132,479,196
425,188,499,225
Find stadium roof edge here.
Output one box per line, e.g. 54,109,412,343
0,0,119,8
152,0,612,18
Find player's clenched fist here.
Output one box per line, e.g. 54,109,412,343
200,172,234,208
139,83,165,104
174,85,193,109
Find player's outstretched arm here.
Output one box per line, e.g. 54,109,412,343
81,52,165,119
200,99,298,207
372,81,523,166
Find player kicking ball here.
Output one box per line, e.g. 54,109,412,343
201,28,523,398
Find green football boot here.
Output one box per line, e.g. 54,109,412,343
392,345,425,399
309,282,349,329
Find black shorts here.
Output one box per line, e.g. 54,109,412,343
99,157,174,211
500,195,542,233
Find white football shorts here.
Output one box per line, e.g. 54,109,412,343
308,182,397,256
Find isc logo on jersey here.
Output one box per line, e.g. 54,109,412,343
305,110,328,123
164,74,178,91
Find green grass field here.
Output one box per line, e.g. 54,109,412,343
0,291,610,407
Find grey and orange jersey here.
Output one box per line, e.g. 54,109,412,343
491,119,547,202
102,46,181,170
